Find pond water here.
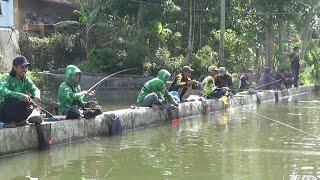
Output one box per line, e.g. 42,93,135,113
1,93,320,180
94,90,138,111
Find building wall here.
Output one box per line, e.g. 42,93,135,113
0,0,14,27
18,0,75,31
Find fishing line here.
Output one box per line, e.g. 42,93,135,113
86,68,137,93
255,113,320,139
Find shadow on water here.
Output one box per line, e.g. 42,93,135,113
2,93,320,179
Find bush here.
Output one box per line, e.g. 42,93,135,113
88,44,119,73
125,44,149,72
192,45,218,78
77,60,100,74
143,47,183,75
20,33,85,71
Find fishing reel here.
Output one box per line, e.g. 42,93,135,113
86,90,97,101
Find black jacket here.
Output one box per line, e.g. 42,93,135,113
214,74,233,88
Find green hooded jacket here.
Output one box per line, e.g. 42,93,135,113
58,65,87,115
0,73,40,103
137,69,174,104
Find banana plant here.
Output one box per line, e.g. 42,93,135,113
55,0,110,58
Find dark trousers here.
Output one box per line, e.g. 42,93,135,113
206,88,227,99
291,68,299,87
65,106,102,119
0,98,32,124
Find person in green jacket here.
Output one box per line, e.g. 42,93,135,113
58,65,101,119
137,69,178,110
0,56,41,127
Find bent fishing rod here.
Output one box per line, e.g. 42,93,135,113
38,67,138,112
86,67,137,93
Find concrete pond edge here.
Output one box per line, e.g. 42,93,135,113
0,85,317,156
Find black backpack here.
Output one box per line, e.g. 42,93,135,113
107,114,122,136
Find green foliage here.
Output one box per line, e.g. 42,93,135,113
125,44,149,72
88,44,119,72
19,34,85,71
77,60,99,73
22,0,320,84
143,47,183,75
192,46,217,76
212,29,256,73
27,71,60,94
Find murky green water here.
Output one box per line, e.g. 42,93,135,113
94,90,138,111
1,94,320,180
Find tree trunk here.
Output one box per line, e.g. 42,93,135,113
219,0,225,66
278,18,286,69
184,0,193,66
137,3,145,35
301,8,314,61
199,21,202,49
265,17,275,70
255,33,261,73
198,0,202,49
85,31,90,59
192,0,196,52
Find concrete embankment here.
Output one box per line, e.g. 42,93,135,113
39,72,149,90
0,85,316,156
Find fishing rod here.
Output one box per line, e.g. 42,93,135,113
255,113,320,139
30,99,55,118
188,78,282,94
255,79,282,90
38,68,137,109
186,85,282,97
86,68,137,93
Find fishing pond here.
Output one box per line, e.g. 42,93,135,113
1,93,320,180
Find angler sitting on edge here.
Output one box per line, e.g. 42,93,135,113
214,67,233,89
169,66,198,102
238,68,256,92
202,65,227,99
58,65,101,119
0,56,42,128
275,68,294,89
258,67,278,90
137,69,178,111
214,67,234,96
